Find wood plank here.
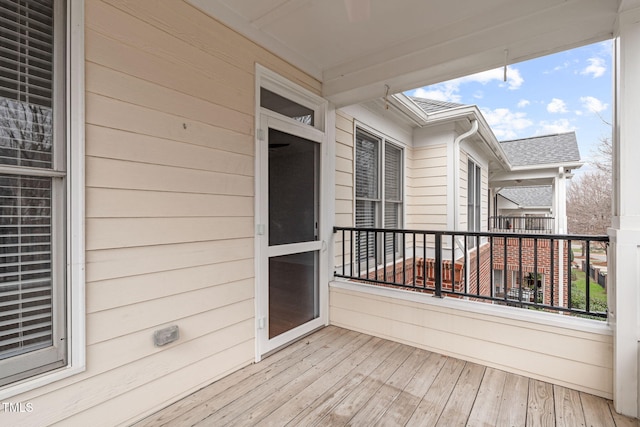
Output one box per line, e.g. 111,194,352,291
374,352,448,426
580,392,615,427
225,332,375,425
435,362,486,427
252,336,385,426
495,373,529,427
404,357,466,426
527,379,556,427
133,326,340,427
283,339,402,426
347,347,430,425
317,343,415,425
172,329,356,426
467,368,508,427
554,385,586,427
607,402,640,427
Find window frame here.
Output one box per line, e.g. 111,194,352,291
354,125,404,262
0,0,85,399
467,158,482,232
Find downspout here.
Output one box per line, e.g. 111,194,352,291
453,119,478,295
453,119,479,230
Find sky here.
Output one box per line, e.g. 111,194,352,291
405,40,613,174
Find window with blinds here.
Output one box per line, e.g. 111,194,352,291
0,0,66,387
355,128,403,263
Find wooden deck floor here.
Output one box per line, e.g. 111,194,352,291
134,326,638,426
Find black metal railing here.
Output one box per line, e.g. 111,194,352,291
489,216,555,233
333,226,609,319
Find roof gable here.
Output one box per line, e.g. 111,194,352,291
498,186,553,207
499,132,581,167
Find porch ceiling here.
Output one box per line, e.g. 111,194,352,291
188,0,619,106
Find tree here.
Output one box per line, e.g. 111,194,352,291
566,136,612,237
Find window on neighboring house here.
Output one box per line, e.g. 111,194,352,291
467,159,482,232
355,128,403,262
0,0,69,387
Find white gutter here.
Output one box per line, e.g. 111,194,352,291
453,119,479,229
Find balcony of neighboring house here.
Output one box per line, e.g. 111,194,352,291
489,215,555,234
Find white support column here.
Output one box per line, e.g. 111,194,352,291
556,168,567,234
610,5,640,418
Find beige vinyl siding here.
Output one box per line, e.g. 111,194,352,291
334,111,355,267
406,144,448,230
3,1,320,426
459,150,469,230
330,283,613,399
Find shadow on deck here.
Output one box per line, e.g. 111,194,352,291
134,326,637,426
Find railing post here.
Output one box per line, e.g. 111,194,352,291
434,232,442,298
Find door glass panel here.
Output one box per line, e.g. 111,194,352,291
268,128,319,246
261,88,314,126
269,252,318,338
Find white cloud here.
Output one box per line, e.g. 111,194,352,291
580,96,608,114
547,98,568,113
408,66,524,103
481,107,533,139
460,66,523,90
411,84,461,103
581,57,606,78
517,99,530,108
536,119,576,135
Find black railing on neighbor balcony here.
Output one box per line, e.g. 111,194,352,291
490,216,555,233
333,226,609,319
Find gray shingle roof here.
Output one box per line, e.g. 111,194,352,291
499,132,581,166
409,97,466,113
498,186,553,207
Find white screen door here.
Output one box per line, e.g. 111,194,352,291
257,113,325,355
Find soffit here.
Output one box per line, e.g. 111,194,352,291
188,0,619,106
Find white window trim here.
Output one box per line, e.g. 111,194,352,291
253,65,330,361
353,124,405,231
467,157,482,232
0,0,85,400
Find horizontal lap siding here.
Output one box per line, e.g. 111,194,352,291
5,1,320,426
334,112,355,267
407,145,448,230
330,285,613,399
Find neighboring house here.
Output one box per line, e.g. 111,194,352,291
495,185,555,231
337,96,579,308
1,1,640,426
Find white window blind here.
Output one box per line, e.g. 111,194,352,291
355,128,403,263
384,143,402,255
355,132,379,261
0,0,65,387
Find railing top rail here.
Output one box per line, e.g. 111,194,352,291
332,226,609,242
